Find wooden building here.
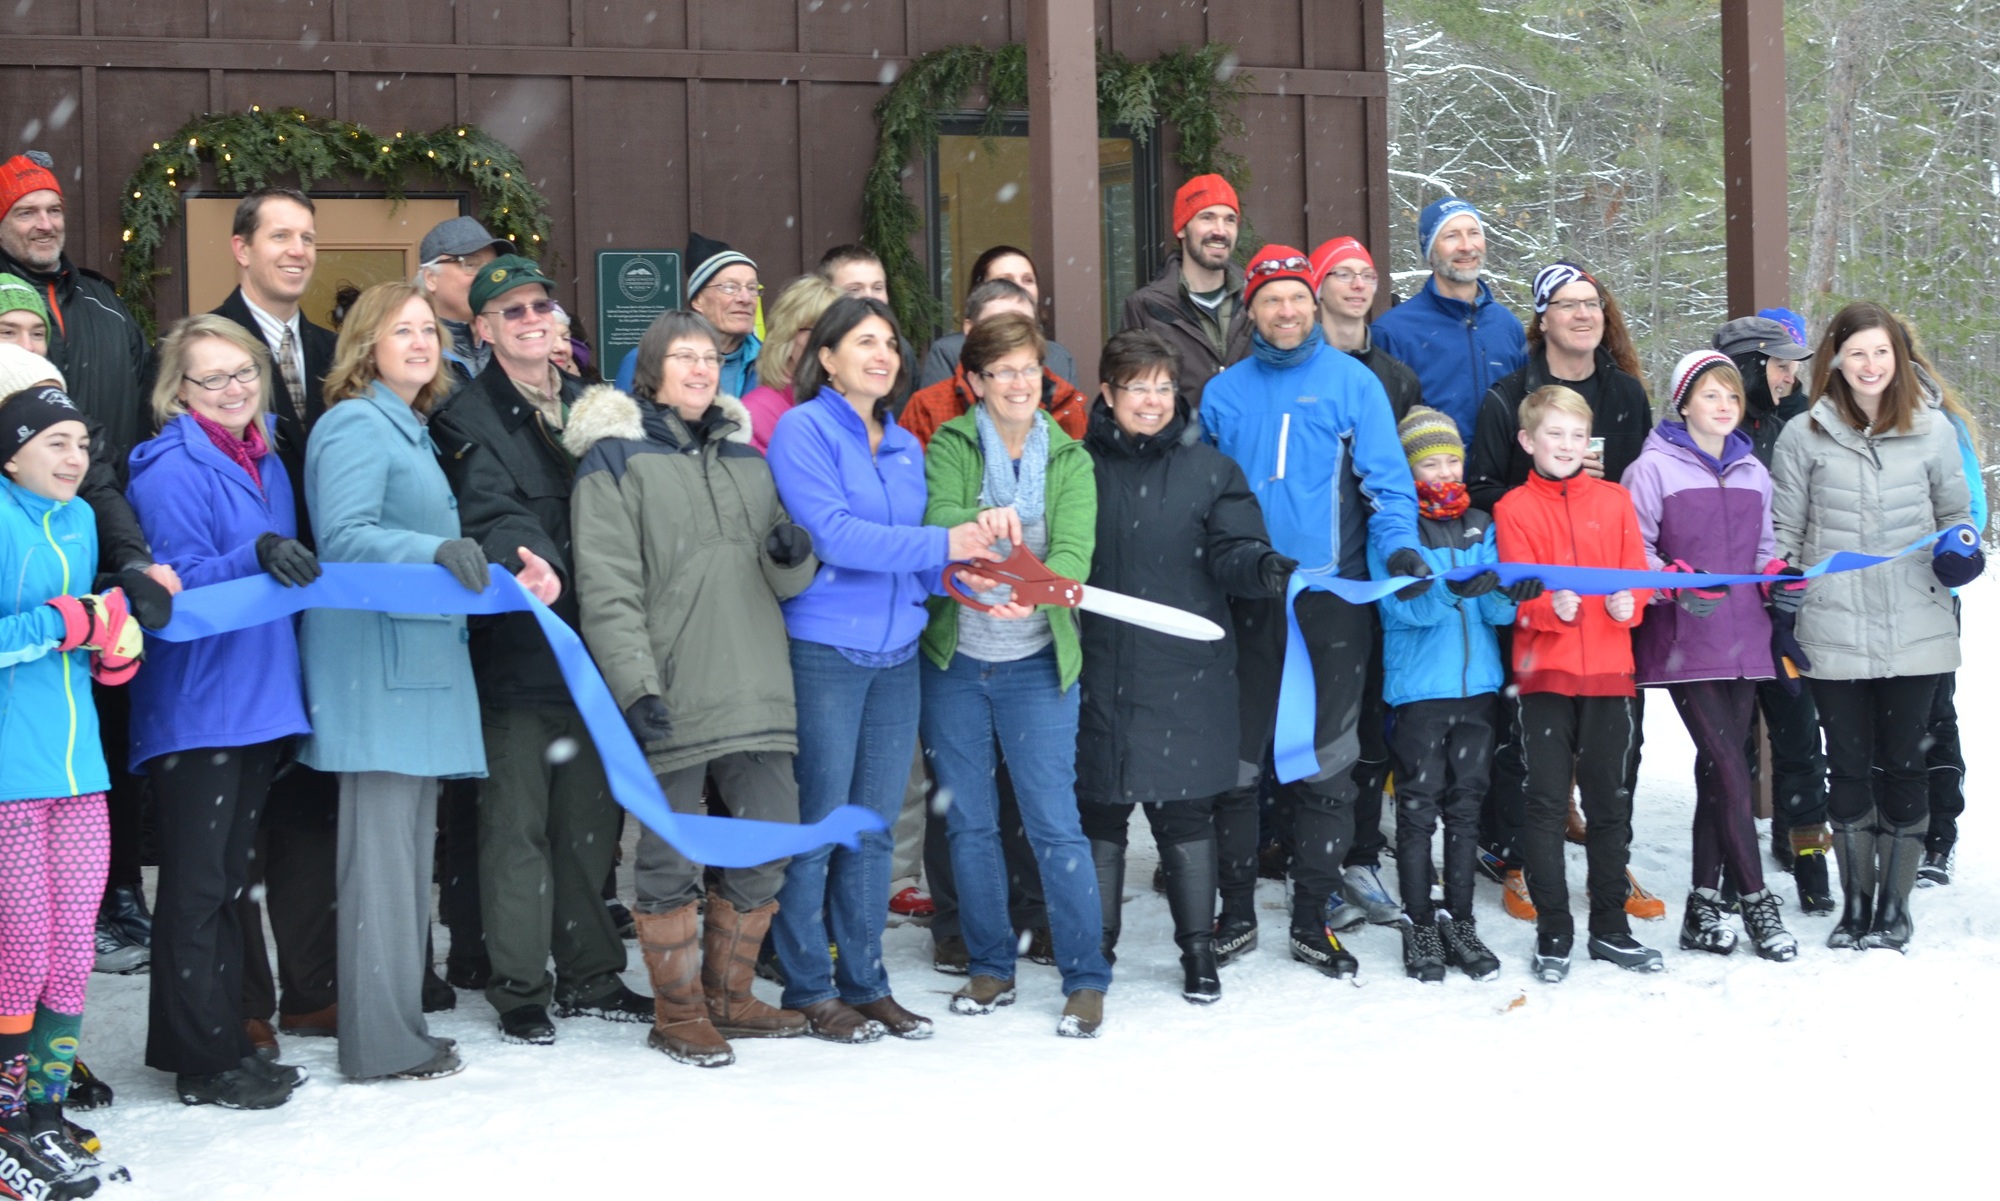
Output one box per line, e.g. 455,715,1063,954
9,0,1392,359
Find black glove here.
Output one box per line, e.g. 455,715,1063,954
1502,577,1545,603
1769,608,1812,697
1386,547,1432,600
1445,570,1500,599
434,537,490,593
624,695,673,748
1933,527,1985,588
765,521,814,569
1257,551,1299,597
1765,563,1807,615
113,566,174,630
256,532,323,588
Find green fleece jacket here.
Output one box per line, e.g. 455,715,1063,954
921,410,1096,690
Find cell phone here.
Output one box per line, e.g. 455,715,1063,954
1588,437,1605,457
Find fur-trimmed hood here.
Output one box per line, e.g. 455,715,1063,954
562,383,752,458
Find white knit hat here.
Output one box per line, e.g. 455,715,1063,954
0,341,66,401
1667,349,1735,412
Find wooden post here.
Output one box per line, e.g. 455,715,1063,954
1027,0,1102,392
1720,0,1789,316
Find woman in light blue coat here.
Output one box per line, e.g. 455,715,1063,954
299,282,558,1081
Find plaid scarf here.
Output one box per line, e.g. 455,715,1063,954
1416,479,1469,521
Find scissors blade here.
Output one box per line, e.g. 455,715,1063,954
1076,586,1225,641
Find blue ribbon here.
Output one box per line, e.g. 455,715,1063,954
1273,525,1975,783
155,564,885,868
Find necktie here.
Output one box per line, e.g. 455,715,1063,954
277,325,308,427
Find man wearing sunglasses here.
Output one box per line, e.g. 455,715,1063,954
1199,245,1426,984
416,216,516,391
428,255,648,1044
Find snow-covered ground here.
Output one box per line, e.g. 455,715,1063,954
78,582,1996,1198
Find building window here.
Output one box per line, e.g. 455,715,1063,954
928,113,1161,339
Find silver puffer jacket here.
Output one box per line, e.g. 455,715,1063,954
1769,393,1971,680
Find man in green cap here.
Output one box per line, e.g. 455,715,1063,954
428,254,648,1044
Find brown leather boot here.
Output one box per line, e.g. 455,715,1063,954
1564,795,1588,845
634,905,734,1067
701,897,807,1039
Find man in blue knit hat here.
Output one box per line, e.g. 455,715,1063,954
1370,197,1527,441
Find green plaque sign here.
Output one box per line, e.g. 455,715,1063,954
595,250,682,373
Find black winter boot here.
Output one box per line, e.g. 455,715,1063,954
1827,815,1879,950
1439,915,1501,980
1678,888,1738,955
1398,919,1447,983
1089,840,1125,966
1861,818,1926,953
1159,840,1222,1004
1792,848,1837,914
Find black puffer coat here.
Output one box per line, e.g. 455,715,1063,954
1076,402,1281,806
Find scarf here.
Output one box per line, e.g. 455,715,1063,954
1250,324,1325,371
193,410,268,491
1416,479,1469,521
974,403,1048,524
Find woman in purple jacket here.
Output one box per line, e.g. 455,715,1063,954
127,316,323,1109
1624,350,1798,964
763,297,1002,1043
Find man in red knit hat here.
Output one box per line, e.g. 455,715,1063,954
1118,172,1251,409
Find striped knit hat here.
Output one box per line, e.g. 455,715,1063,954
1398,405,1463,468
1668,349,1737,412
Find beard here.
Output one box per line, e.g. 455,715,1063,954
2,231,61,273
1183,233,1234,272
1428,246,1483,285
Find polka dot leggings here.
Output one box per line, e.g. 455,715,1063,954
0,793,109,1028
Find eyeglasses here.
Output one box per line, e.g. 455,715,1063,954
1114,383,1175,399
1247,255,1311,278
1546,298,1604,316
426,254,484,272
707,282,764,298
182,364,261,391
1324,270,1378,286
980,367,1041,385
484,298,556,323
665,351,722,369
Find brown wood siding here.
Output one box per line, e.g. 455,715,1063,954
6,0,1390,332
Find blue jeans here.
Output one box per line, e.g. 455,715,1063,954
920,648,1111,995
772,640,920,1010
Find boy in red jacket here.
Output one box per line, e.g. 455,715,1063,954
1494,386,1663,981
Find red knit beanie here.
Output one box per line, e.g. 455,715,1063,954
0,154,61,216
1243,244,1316,305
1308,237,1374,291
1172,174,1240,237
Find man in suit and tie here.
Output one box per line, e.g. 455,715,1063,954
210,186,345,1052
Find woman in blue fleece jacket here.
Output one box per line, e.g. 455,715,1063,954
763,296,1002,1042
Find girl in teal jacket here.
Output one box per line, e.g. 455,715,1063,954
1,379,139,1192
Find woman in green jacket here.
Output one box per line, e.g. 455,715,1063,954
919,313,1110,1037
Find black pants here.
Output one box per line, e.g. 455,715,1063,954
94,682,147,893
1668,680,1764,895
1389,695,1497,922
148,741,281,1075
1751,676,1828,829
1269,592,1371,918
924,756,1047,940
241,763,339,1020
1345,626,1390,868
1481,627,1529,864
438,777,485,966
1078,796,1217,848
1924,671,1963,854
1518,693,1638,939
1815,674,1940,828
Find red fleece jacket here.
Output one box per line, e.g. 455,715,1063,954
1494,469,1652,697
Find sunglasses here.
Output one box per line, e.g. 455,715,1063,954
484,298,556,323
1247,255,1311,278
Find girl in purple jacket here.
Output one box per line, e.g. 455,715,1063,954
1623,351,1798,963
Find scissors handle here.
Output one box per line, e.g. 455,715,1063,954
941,542,1082,613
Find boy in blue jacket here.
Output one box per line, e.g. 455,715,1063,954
1369,407,1538,983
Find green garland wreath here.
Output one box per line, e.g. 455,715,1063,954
117,107,554,332
864,42,1252,338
